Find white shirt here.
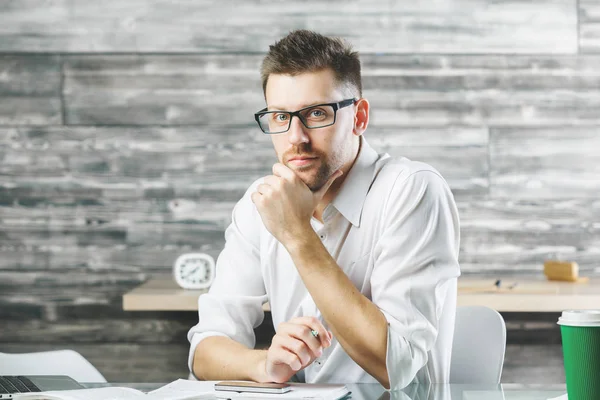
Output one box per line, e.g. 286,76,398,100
187,137,461,391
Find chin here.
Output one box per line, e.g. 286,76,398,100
290,169,319,191
304,174,329,192
286,160,330,191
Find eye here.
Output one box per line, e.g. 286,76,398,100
273,113,289,122
304,107,330,121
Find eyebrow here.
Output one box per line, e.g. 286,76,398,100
268,100,332,112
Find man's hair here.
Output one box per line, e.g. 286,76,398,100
260,30,362,99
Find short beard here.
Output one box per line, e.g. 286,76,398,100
305,161,333,192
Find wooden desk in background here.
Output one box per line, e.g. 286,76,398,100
122,277,599,312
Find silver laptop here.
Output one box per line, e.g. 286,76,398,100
0,376,84,399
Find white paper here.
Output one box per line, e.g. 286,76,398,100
146,379,215,400
13,387,146,400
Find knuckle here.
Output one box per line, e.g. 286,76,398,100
301,326,311,337
293,341,305,355
270,335,281,346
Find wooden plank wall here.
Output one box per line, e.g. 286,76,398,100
0,0,596,383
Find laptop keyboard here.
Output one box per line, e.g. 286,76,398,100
0,376,41,394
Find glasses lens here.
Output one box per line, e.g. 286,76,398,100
258,112,291,134
299,105,335,128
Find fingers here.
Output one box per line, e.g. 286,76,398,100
273,163,297,181
290,316,332,349
250,191,262,206
254,176,282,197
267,317,333,380
256,183,273,196
269,345,303,372
279,317,332,354
263,175,280,187
272,335,312,367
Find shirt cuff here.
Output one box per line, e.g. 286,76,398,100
188,331,231,380
381,309,429,391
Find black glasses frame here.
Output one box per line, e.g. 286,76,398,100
254,98,357,134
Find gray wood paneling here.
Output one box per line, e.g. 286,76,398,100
0,125,271,196
458,198,600,273
0,310,274,348
366,127,488,197
580,0,600,53
0,56,62,125
0,318,191,343
63,55,264,125
490,127,600,198
502,345,565,383
363,55,600,127
0,246,221,274
0,1,577,54
63,54,600,127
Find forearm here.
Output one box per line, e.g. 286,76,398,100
286,231,390,388
193,336,268,382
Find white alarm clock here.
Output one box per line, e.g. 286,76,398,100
173,253,215,290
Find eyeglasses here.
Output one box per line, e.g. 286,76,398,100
254,98,357,134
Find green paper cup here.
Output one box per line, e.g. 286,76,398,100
558,310,600,400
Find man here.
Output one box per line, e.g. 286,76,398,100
187,30,460,391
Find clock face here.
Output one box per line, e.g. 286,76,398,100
173,253,215,290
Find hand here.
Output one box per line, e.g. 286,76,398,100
251,163,342,246
260,317,333,383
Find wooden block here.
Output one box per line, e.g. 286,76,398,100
544,260,580,282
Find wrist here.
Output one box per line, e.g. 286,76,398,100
284,226,319,257
251,349,269,382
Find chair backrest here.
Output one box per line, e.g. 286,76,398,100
450,305,506,384
0,350,107,383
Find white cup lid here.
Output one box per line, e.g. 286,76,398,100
558,310,600,327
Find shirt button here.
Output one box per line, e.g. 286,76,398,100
319,233,326,240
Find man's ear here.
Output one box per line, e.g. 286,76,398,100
353,98,369,136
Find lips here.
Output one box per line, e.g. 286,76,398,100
288,156,317,162
287,156,318,167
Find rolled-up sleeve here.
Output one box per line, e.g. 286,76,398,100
187,181,268,377
370,170,460,391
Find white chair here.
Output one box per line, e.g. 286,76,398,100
450,305,507,384
0,349,107,383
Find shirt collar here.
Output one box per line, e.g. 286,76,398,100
330,136,380,227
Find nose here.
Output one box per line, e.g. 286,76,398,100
287,115,310,146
